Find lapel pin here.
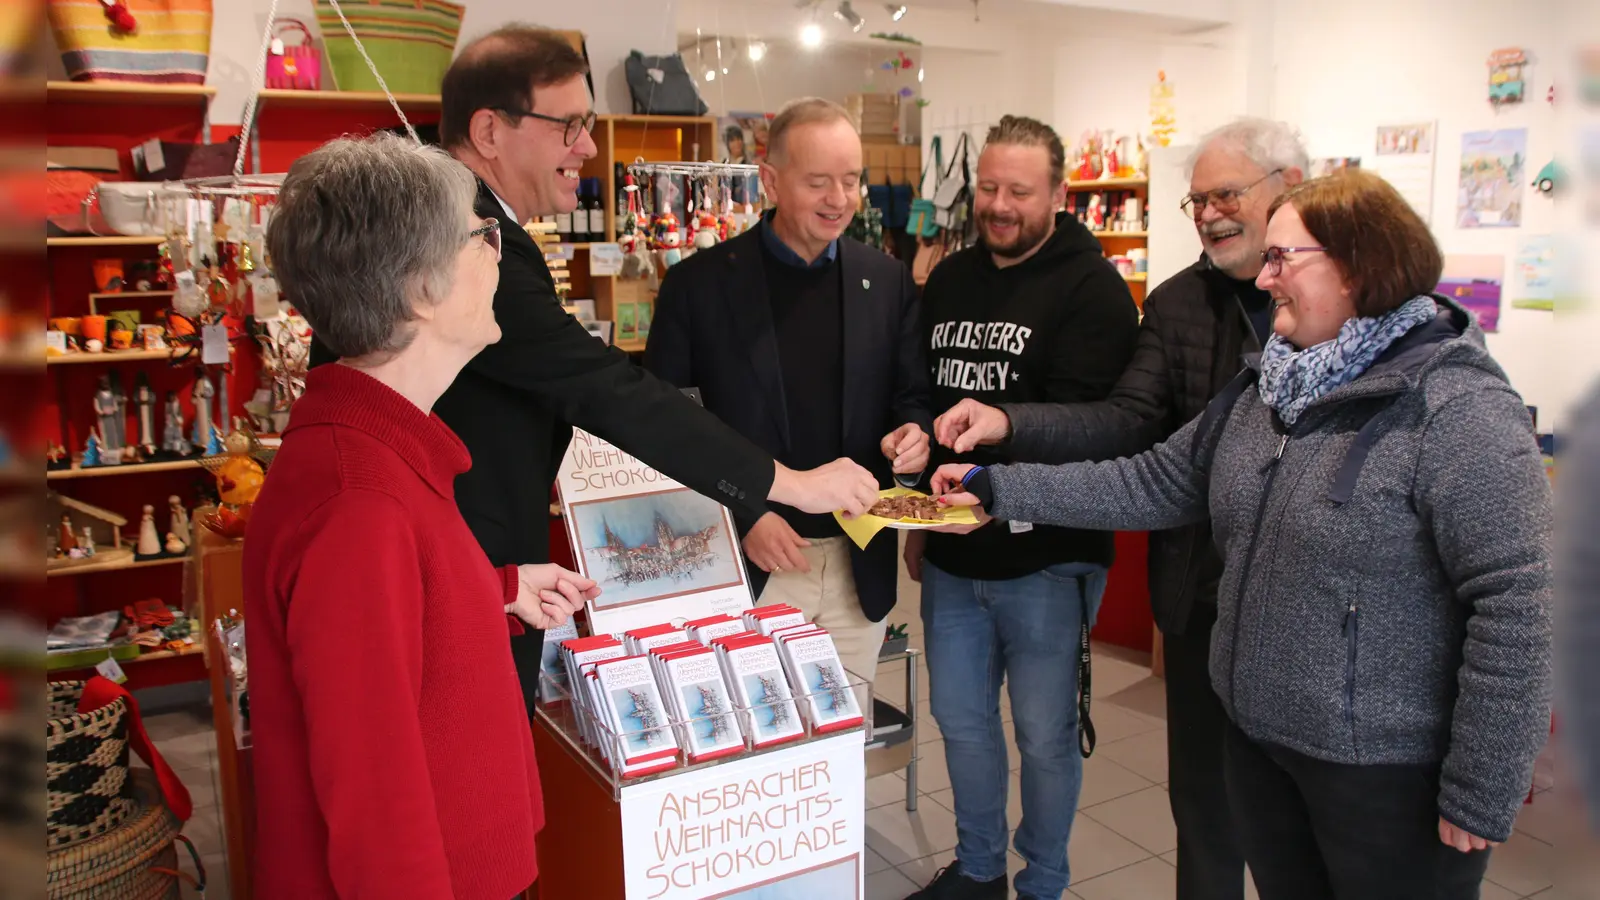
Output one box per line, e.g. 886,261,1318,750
862,278,871,290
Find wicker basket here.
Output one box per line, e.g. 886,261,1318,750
47,770,182,900
47,680,137,849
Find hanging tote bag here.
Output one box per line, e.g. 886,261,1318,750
932,132,973,232
905,135,942,239
47,0,212,85
265,18,322,91
316,0,464,95
624,51,709,115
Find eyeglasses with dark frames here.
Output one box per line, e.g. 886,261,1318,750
493,107,598,147
1260,245,1325,277
1179,168,1285,220
469,218,502,260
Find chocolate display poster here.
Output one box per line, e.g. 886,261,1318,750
1456,129,1527,228
557,428,754,636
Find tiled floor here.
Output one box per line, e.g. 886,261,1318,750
141,561,1599,900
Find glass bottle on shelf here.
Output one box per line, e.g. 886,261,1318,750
556,194,574,242
586,178,607,243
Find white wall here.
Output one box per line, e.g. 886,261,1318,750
687,40,923,118
1050,33,1238,153
1268,0,1585,427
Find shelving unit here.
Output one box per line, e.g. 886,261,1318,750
1068,176,1149,307
47,80,215,107
48,554,188,578
254,87,443,110
48,459,204,480
46,236,166,248
48,348,177,365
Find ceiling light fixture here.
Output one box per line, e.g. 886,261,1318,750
748,40,768,61
800,23,823,47
834,1,864,32
887,4,906,20
705,69,716,82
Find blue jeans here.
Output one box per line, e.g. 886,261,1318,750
922,560,1107,900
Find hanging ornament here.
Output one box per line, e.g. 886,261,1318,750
99,0,136,33
869,32,922,45
1149,70,1177,147
898,51,913,70
1487,48,1528,108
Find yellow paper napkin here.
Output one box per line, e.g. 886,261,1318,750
833,486,980,550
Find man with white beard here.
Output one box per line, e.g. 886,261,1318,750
931,118,1307,900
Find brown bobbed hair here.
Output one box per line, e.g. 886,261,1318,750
440,25,589,150
1268,169,1443,318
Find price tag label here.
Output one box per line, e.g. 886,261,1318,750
589,242,624,276
95,656,128,684
201,324,229,365
1008,521,1034,534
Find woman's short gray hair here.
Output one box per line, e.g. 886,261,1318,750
1185,118,1310,180
267,131,479,359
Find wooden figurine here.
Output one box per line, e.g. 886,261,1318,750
164,533,186,555
136,504,163,558
134,373,156,455
56,514,77,556
93,376,123,460
168,495,190,545
80,527,95,556
191,371,215,449
162,391,187,457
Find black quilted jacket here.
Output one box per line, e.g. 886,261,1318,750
998,254,1264,634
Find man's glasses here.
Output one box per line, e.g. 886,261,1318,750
1179,168,1284,220
494,107,597,147
1260,245,1325,277
469,218,502,260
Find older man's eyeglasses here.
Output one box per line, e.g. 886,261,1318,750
469,218,502,261
494,107,597,147
1179,168,1284,220
1260,245,1325,277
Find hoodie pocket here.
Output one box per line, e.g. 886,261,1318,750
1342,601,1359,751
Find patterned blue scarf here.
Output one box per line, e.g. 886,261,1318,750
1258,295,1439,426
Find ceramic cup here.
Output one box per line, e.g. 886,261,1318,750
79,315,107,348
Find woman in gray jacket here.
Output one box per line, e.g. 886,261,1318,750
932,170,1552,900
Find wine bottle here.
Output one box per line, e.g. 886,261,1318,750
587,178,607,242
555,197,573,242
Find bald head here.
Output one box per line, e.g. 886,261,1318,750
440,25,589,150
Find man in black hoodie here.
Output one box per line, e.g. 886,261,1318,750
905,116,1138,900
931,118,1309,900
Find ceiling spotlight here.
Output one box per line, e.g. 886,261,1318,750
748,40,768,61
800,23,823,47
834,1,864,32
705,69,716,82
917,67,924,83
887,4,907,20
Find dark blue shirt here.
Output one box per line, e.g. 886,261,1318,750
759,211,838,270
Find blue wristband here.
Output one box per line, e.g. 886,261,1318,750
960,466,986,488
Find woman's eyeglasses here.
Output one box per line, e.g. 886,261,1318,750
1260,245,1325,277
469,218,502,260
493,107,598,147
1179,169,1285,220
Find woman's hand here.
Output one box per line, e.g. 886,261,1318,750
930,463,977,497
930,463,992,533
508,564,599,629
1437,817,1498,853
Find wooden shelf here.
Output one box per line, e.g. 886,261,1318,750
48,348,176,365
47,236,164,248
48,458,203,480
1124,273,1148,283
126,643,204,663
603,114,715,127
1068,177,1148,190
256,88,442,110
47,80,215,107
614,339,648,354
48,554,189,578
1092,231,1148,239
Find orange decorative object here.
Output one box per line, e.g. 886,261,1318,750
80,314,107,345
109,327,134,350
198,430,268,540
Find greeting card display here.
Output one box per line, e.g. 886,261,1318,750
556,428,755,635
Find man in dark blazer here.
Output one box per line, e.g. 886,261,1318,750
645,98,931,684
308,28,880,708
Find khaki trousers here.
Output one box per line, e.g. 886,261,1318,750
756,536,885,685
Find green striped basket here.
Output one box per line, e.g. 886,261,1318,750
315,0,464,95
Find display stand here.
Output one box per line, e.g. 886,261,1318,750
532,673,872,900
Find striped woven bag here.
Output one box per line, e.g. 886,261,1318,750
46,0,212,85
316,0,464,95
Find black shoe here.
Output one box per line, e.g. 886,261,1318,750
905,861,1008,900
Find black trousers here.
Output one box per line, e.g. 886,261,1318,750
1165,601,1247,900
1223,720,1492,900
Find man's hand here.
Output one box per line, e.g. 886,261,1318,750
743,512,812,574
771,458,880,517
507,564,599,630
903,530,926,583
1438,818,1499,854
934,399,1012,454
881,423,930,476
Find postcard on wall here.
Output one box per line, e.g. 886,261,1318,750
556,429,754,636
1456,129,1527,229
1437,254,1504,333
1310,157,1361,178
1369,122,1436,223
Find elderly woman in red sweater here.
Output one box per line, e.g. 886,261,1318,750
243,131,596,900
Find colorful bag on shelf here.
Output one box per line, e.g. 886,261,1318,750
265,18,322,91
315,0,465,95
46,0,212,85
905,135,942,239
46,770,205,900
47,678,192,849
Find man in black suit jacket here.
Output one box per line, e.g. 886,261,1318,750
645,99,931,683
308,28,880,708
